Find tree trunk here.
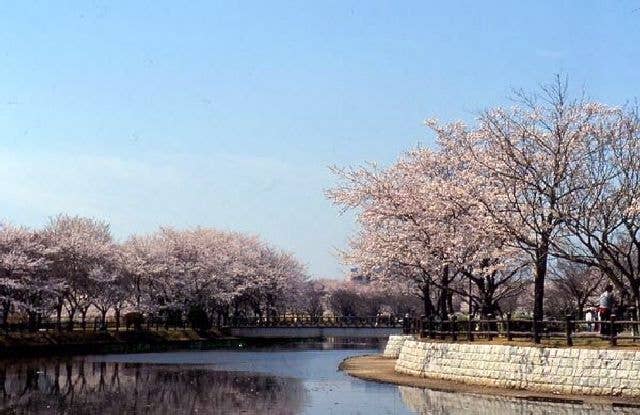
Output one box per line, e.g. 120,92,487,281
224,305,230,326
55,298,63,331
437,267,450,320
577,300,585,321
100,310,108,331
80,310,87,330
421,284,433,317
631,284,640,339
1,300,10,331
28,311,38,332
135,278,142,310
533,236,550,343
115,308,121,332
480,294,491,318
66,307,76,331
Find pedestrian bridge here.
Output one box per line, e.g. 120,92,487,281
228,316,405,339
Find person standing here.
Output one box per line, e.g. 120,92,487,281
402,312,411,334
585,308,594,332
598,284,615,335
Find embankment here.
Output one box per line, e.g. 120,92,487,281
341,355,640,407
367,335,640,399
0,329,240,357
382,334,414,357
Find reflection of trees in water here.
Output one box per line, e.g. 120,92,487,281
399,386,640,415
0,359,307,414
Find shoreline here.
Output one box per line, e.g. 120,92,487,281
0,331,383,358
339,354,640,408
0,329,241,357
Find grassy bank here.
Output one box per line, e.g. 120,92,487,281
0,329,242,357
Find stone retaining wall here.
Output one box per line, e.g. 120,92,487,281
383,335,415,357
395,339,640,397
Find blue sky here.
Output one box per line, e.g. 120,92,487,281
1,1,639,278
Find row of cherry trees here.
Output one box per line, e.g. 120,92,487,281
328,78,640,341
0,215,308,330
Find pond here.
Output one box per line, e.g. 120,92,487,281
0,340,638,414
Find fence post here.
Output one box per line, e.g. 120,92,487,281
402,315,410,334
468,316,474,342
428,315,435,339
533,318,541,344
487,314,493,341
506,312,513,341
631,306,639,342
451,315,458,341
565,314,573,347
610,314,617,347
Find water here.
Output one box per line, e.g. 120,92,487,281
0,341,638,415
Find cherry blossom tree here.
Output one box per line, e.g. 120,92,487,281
120,227,308,328
327,152,451,317
424,78,628,340
328,77,640,337
0,212,308,331
121,231,169,313
42,215,116,330
327,142,528,318
88,259,130,330
545,260,604,319
550,105,640,320
253,246,308,320
0,223,52,329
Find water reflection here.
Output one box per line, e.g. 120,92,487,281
399,386,640,415
0,359,306,415
1,345,638,415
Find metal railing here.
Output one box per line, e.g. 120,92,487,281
229,315,404,328
1,315,407,332
0,316,189,333
413,313,640,346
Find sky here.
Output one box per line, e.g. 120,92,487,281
1,1,639,279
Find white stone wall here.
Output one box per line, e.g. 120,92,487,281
383,335,415,358
395,340,640,397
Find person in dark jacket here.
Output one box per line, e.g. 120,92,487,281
598,284,615,335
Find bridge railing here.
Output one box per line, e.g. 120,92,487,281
229,315,404,328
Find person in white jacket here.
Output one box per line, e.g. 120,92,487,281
585,308,594,332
